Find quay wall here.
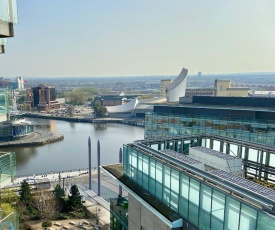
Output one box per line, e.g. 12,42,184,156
23,113,145,127
0,133,64,148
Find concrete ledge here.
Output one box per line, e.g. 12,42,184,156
0,130,64,147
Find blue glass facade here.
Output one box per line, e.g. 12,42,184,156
0,152,16,185
123,144,275,230
145,112,275,146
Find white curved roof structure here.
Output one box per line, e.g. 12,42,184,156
166,68,188,102
106,97,139,113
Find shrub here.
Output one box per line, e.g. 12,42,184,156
42,221,52,228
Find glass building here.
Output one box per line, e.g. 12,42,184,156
0,151,16,188
0,89,33,140
104,141,275,230
145,103,275,146
110,197,128,230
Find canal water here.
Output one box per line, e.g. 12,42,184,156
0,118,144,176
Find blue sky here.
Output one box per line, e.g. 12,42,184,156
1,0,275,77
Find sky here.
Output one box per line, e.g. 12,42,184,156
1,0,275,77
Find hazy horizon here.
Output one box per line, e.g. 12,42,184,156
1,0,275,77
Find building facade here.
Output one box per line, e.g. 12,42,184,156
215,80,248,97
0,151,16,188
0,89,33,140
103,96,275,230
145,97,275,146
185,88,216,97
104,136,275,230
94,95,123,106
160,79,172,98
26,84,60,111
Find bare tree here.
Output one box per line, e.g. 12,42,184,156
32,190,62,220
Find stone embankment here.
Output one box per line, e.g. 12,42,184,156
0,131,64,148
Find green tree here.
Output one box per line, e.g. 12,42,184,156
19,181,33,205
1,188,19,203
53,184,65,210
94,102,107,118
64,87,100,105
68,185,82,211
1,203,15,218
53,184,65,200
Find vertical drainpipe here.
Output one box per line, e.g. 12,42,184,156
88,137,92,190
119,148,122,197
97,140,101,196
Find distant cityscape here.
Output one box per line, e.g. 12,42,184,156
2,0,275,230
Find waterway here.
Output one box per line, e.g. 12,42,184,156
0,118,144,176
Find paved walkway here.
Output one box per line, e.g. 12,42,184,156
12,170,128,230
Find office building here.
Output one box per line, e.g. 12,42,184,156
103,95,275,229
26,84,60,111
103,134,275,230
215,80,249,97
0,89,33,140
0,151,16,188
0,151,19,230
145,96,275,146
94,95,123,106
185,88,216,97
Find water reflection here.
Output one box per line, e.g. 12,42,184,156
0,118,144,176
69,122,75,129
94,123,108,131
2,147,37,170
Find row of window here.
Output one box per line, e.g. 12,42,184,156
0,152,16,183
145,113,275,146
123,145,275,230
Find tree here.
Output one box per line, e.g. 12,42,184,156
1,203,15,218
64,87,100,105
94,102,107,118
53,184,65,210
67,185,82,211
53,184,65,201
19,181,33,205
1,188,19,204
33,190,60,220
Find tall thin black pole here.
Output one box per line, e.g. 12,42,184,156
119,147,122,197
97,140,101,196
88,137,92,190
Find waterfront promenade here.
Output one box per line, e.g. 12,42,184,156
8,169,127,229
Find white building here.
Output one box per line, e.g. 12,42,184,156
166,68,188,102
